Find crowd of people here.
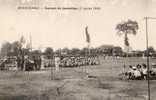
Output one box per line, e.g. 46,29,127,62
0,56,42,71
59,56,100,67
125,64,148,80
0,55,100,71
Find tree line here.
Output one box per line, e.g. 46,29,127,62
1,40,156,59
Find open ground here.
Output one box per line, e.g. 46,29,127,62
0,57,156,100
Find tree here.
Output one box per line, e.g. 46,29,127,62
11,41,21,56
80,48,88,56
112,46,123,56
148,46,155,53
0,42,12,57
70,48,81,55
144,46,156,57
44,47,54,59
55,49,61,56
17,35,27,70
31,50,41,55
61,47,70,55
116,19,139,52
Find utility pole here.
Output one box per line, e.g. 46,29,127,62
144,16,156,100
145,17,150,100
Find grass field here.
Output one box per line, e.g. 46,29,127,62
0,57,156,100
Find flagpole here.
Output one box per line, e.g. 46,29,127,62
51,55,54,80
85,42,90,74
85,26,91,74
88,42,91,56
144,16,156,100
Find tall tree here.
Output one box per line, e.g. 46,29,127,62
116,19,139,52
0,42,12,56
18,35,26,70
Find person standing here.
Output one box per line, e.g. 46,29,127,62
142,64,148,80
55,56,60,72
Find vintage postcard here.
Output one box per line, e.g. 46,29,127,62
0,0,155,100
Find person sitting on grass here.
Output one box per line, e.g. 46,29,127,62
133,66,141,80
137,64,142,72
137,64,143,78
127,65,134,79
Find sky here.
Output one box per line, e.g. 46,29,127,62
0,0,156,51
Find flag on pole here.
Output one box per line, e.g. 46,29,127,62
85,26,91,43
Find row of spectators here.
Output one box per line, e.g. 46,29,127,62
0,56,42,71
0,55,101,70
126,63,156,80
59,56,100,67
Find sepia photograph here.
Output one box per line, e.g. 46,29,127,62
0,0,156,100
